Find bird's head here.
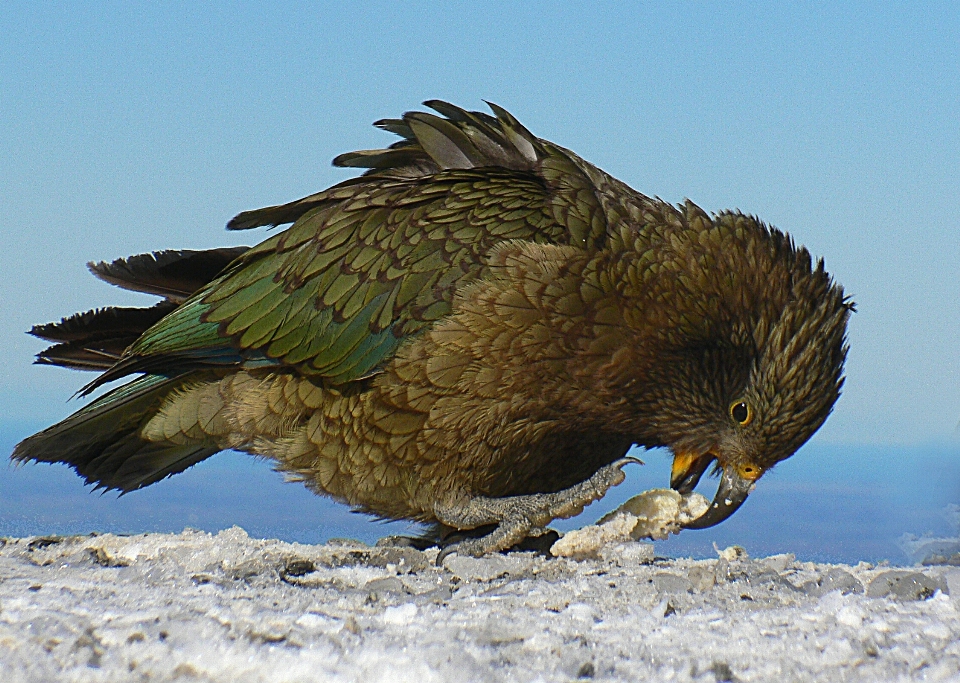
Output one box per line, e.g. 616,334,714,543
615,207,852,529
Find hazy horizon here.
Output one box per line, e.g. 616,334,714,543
3,419,958,564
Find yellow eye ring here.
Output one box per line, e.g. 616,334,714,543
730,400,752,426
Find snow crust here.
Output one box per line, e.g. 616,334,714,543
2,527,959,682
900,504,960,566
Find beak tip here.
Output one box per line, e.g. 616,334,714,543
679,467,754,530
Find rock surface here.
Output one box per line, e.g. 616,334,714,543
0,528,958,682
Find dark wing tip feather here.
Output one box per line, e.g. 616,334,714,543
373,118,415,139
29,303,178,371
228,205,299,231
29,303,177,343
89,248,248,301
226,188,372,230
34,344,123,371
332,147,433,170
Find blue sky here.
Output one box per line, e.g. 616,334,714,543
2,2,959,446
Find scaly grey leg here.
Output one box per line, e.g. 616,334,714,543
434,456,641,561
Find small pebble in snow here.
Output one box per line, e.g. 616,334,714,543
417,585,453,603
651,572,693,594
710,661,736,682
921,552,960,565
598,542,654,567
801,568,864,597
745,566,794,589
326,537,368,548
367,547,429,573
280,559,315,578
866,571,945,600
715,545,749,562
364,576,406,595
687,565,716,592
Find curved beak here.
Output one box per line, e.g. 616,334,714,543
670,452,755,529
681,465,754,529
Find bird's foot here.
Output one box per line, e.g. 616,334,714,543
434,456,641,562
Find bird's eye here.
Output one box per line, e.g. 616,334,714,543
730,401,752,426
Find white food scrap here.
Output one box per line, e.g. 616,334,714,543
551,489,709,559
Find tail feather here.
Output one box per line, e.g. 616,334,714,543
19,248,249,490
12,374,220,492
30,303,177,343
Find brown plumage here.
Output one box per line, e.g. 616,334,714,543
13,101,852,555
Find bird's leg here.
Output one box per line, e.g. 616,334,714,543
434,456,641,560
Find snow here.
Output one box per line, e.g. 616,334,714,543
2,527,960,682
900,504,960,566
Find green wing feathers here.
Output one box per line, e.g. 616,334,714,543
201,173,561,383
15,100,627,494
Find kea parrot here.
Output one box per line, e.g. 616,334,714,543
13,101,851,556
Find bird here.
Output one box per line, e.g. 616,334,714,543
13,100,852,556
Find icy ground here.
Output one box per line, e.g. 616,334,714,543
1,528,959,682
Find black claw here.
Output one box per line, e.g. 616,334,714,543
436,544,460,565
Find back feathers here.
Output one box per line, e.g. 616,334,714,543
226,100,547,231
